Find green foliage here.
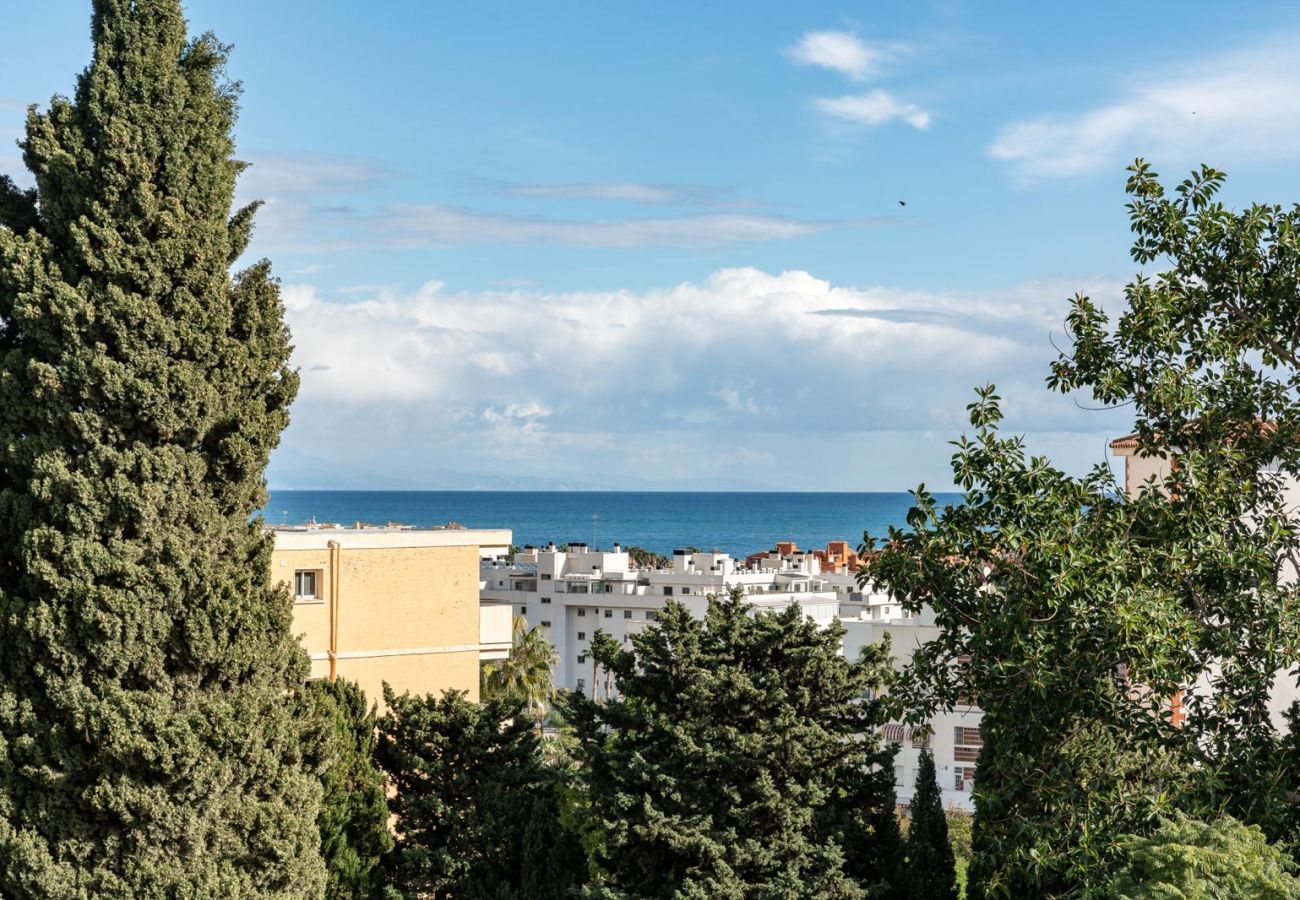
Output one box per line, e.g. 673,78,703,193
946,810,973,897
562,589,899,898
521,785,589,900
847,755,905,900
482,614,559,719
623,546,670,569
864,161,1300,897
1107,815,1300,899
303,679,392,899
905,749,958,900
0,0,321,894
376,687,580,898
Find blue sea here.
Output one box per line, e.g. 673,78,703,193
262,491,962,558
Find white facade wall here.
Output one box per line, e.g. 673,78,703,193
841,595,980,813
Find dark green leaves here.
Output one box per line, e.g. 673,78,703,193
562,590,898,899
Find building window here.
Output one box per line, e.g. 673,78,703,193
624,610,633,619
646,611,658,622
681,587,691,595
911,726,932,749
577,654,587,664
541,620,551,628
294,569,320,599
954,726,982,763
664,586,674,596
578,632,586,641
519,606,527,616
894,766,906,787
604,609,613,618
955,766,976,792
576,679,585,691
541,574,551,580
541,597,551,604
578,609,586,617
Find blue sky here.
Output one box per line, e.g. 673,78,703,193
6,2,1300,490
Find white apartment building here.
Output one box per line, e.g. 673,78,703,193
840,590,980,813
480,542,840,696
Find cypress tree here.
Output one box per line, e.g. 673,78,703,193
563,591,898,898
904,749,958,900
377,688,552,898
833,741,905,900
520,787,588,899
303,679,392,898
0,1,322,894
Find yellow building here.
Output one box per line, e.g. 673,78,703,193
271,526,513,706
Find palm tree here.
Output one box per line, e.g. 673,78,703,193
481,615,558,721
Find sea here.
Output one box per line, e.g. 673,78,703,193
262,491,962,558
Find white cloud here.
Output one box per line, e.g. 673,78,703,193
814,90,931,129
231,153,844,252
785,30,931,132
237,151,392,198
785,31,905,82
275,268,1130,489
373,205,853,248
989,39,1300,181
504,181,762,207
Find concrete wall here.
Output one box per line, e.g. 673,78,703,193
275,529,510,708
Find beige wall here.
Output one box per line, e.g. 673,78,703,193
273,537,492,708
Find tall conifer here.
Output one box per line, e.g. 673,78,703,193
904,749,958,900
0,1,322,894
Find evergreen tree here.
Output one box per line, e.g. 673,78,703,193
562,590,898,898
904,749,958,900
0,1,321,895
843,748,905,900
520,786,588,899
377,687,564,898
303,679,392,899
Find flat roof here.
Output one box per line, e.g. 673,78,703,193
271,527,512,551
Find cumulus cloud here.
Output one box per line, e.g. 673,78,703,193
785,31,906,82
786,30,931,132
989,38,1300,181
275,268,1131,489
814,90,931,129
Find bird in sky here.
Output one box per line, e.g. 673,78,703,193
898,200,907,206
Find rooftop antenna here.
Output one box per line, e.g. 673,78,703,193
592,513,598,549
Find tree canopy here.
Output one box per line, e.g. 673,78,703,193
0,0,320,893
1107,815,1300,899
864,162,1300,896
303,679,392,899
376,687,573,898
563,589,898,898
904,749,958,900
